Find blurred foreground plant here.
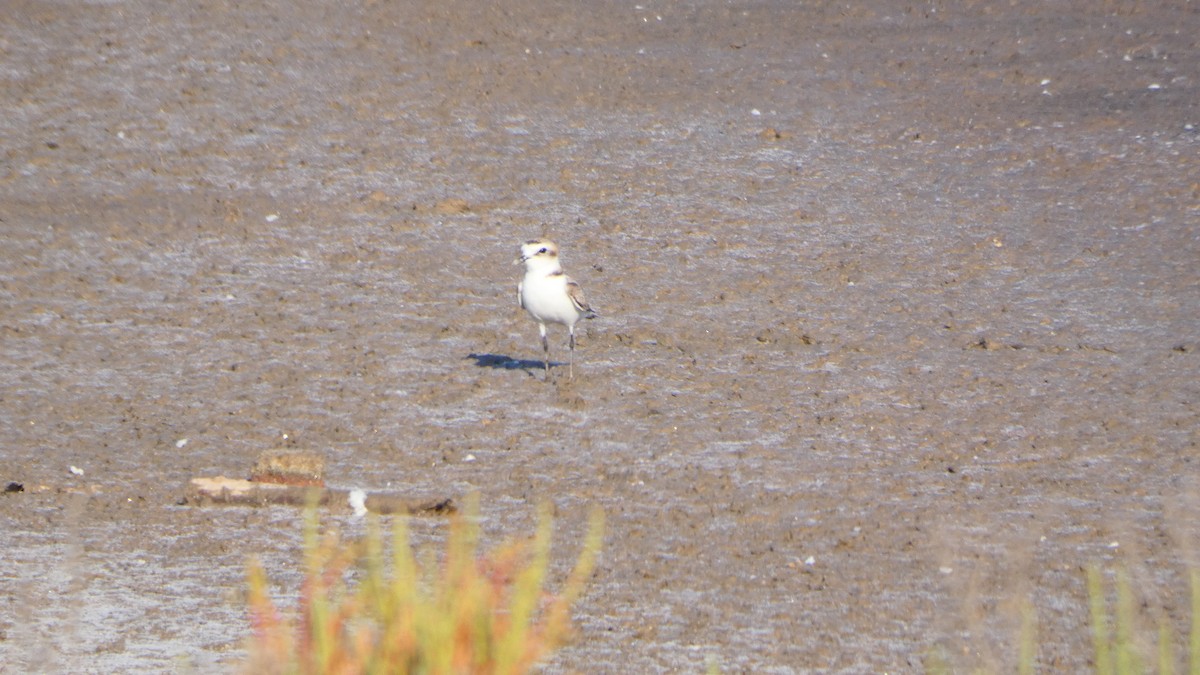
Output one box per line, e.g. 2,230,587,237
1087,565,1200,675
243,497,604,674
928,562,1199,674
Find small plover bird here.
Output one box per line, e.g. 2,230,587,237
515,239,598,380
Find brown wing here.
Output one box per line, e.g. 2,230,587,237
565,278,597,316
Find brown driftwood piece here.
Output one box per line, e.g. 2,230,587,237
186,477,455,515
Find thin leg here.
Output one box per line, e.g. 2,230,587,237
539,323,550,377
568,327,576,380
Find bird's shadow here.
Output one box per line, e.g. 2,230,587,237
466,353,559,375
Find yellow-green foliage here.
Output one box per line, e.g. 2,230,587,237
1087,564,1200,675
927,561,1199,674
243,497,604,675
1193,569,1200,675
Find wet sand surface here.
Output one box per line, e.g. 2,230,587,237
2,1,1199,671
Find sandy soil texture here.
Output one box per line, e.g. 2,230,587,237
2,0,1199,671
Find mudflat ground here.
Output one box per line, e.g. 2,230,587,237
2,0,1198,672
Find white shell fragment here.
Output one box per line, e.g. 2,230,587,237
349,489,368,517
